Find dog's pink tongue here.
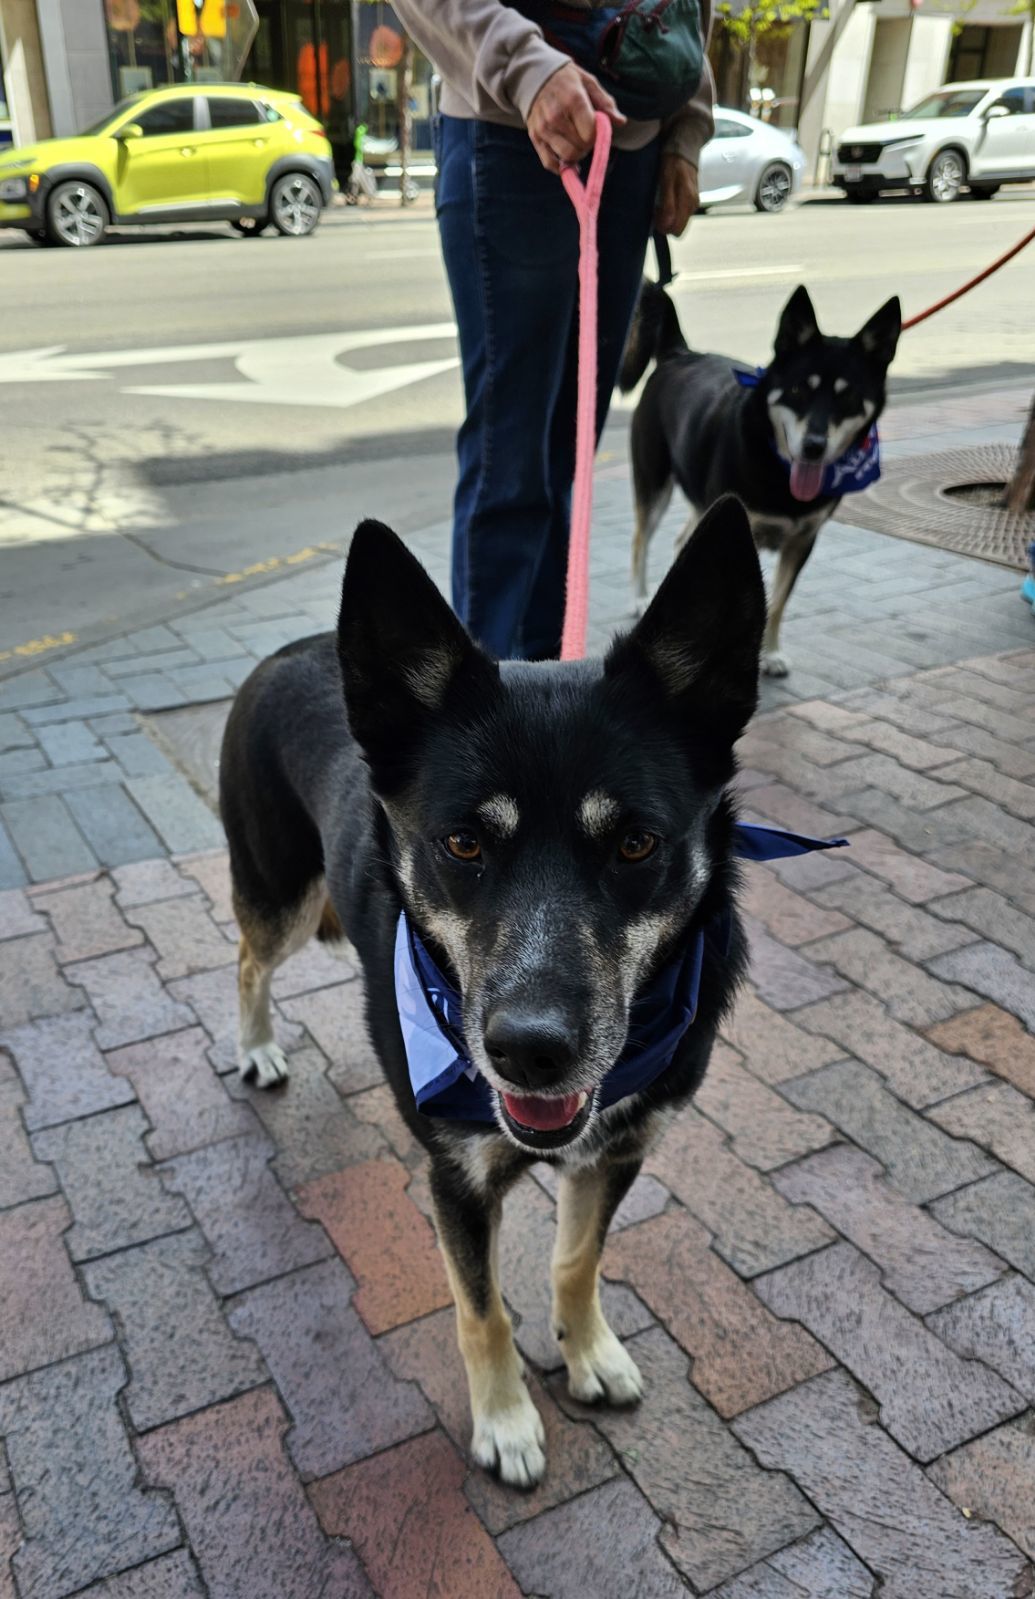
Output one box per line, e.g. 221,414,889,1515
789,460,825,502
502,1091,582,1131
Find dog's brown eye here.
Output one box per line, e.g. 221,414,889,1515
619,830,658,863
445,831,482,862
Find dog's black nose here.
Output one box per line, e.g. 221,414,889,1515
802,434,826,462
483,1006,578,1090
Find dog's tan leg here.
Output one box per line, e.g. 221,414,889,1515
431,1158,545,1487
315,898,359,967
234,880,326,1088
237,929,286,1087
761,529,818,678
552,1160,644,1405
631,482,673,612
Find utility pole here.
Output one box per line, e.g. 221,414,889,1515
398,33,414,205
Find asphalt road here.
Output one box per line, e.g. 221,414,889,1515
2,187,1034,650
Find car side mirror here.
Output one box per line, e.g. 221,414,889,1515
985,104,1010,120
117,122,144,141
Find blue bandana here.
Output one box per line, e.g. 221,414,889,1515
733,365,881,497
395,822,847,1123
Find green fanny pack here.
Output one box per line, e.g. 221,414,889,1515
511,0,704,123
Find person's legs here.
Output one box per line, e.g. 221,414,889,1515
522,138,661,659
436,115,580,660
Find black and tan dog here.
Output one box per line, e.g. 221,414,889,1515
621,280,901,677
219,498,765,1487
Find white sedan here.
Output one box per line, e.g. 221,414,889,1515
832,78,1035,202
698,108,807,213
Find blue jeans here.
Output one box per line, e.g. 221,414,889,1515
436,115,660,659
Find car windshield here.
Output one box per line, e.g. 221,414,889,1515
78,95,142,136
901,89,987,119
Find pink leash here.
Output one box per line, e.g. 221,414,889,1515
559,112,612,661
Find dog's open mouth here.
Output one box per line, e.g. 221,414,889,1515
789,459,826,502
498,1089,593,1149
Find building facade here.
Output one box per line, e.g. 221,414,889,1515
711,0,1032,179
3,0,1030,179
0,0,111,145
801,0,1029,175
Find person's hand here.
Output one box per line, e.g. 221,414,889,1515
656,153,699,235
527,63,626,174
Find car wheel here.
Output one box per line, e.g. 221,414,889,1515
925,149,965,203
844,187,876,204
46,179,108,246
755,162,792,213
969,184,999,200
232,216,270,236
269,172,322,237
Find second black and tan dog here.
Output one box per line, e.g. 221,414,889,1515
621,280,901,677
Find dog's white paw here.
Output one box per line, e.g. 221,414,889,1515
761,650,790,679
631,593,650,619
471,1390,546,1488
240,1041,289,1089
565,1325,644,1407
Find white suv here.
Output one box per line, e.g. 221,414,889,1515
832,78,1035,203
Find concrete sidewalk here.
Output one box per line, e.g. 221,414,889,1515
0,390,1034,1597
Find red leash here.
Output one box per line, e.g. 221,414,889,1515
902,221,1035,331
559,112,612,662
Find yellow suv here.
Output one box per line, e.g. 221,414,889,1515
0,82,335,247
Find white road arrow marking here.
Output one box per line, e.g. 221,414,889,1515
0,323,460,411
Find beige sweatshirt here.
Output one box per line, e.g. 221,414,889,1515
391,0,715,168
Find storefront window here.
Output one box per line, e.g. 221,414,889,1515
243,1,355,174
105,0,183,97
355,4,433,165
105,0,250,98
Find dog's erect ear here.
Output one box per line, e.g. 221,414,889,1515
774,285,820,358
605,496,765,745
855,295,901,368
338,520,498,789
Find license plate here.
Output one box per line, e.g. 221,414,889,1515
845,165,862,183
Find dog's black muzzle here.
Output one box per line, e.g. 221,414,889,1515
483,1003,579,1093
483,1001,596,1149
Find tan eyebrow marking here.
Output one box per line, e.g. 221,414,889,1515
477,794,520,836
578,791,621,837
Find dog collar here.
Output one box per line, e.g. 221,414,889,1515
733,365,881,497
395,822,848,1125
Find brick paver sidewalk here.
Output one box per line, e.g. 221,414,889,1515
1,637,1034,1597
2,380,1035,1595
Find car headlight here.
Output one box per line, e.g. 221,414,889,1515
882,136,923,150
0,177,29,200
